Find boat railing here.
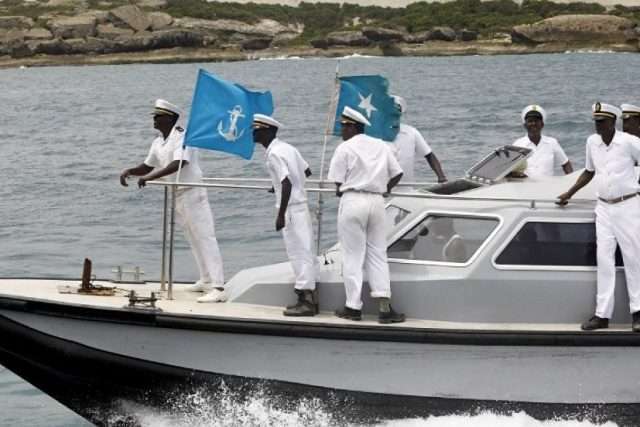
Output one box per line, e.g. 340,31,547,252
147,178,594,300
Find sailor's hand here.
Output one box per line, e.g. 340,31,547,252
275,214,285,231
556,192,571,206
137,177,148,188
119,169,131,187
438,177,448,184
268,186,275,193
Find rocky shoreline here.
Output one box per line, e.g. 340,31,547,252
1,4,639,69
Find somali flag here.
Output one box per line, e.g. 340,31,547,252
185,69,274,160
332,75,400,142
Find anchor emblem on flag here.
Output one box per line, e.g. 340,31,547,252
217,105,246,142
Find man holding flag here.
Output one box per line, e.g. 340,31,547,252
119,99,225,296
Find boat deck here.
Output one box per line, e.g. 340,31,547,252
0,278,634,333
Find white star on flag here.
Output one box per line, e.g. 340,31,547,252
358,92,377,118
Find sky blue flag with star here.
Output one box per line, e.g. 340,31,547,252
185,69,274,160
332,75,400,142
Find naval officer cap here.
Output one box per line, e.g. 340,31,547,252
521,104,546,123
253,114,283,130
152,99,181,117
392,95,407,114
341,106,371,127
621,104,640,119
592,102,621,121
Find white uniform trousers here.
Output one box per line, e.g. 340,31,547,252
175,187,224,286
338,192,392,310
281,203,316,291
594,197,640,319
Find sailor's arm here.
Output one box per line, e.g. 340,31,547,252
120,163,153,187
386,172,404,196
276,178,292,231
562,161,574,175
425,153,447,183
556,170,594,205
137,160,189,188
305,168,312,178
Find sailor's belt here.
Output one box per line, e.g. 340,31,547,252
598,192,638,204
344,189,383,195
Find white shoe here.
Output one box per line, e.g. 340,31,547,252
197,288,228,303
185,280,213,293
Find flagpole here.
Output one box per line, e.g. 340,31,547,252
315,62,341,255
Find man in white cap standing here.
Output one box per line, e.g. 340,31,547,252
557,102,640,332
252,114,317,316
328,106,405,324
391,95,447,186
621,103,640,138
513,105,573,178
119,99,225,300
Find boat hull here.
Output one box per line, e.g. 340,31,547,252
1,298,640,425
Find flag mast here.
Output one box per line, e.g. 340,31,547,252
315,62,341,254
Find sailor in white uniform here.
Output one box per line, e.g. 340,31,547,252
557,103,640,332
119,99,225,300
252,114,317,316
513,105,573,178
621,103,640,138
390,95,447,185
328,106,405,324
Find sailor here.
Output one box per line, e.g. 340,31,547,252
391,95,447,185
513,105,573,178
621,103,640,138
252,114,317,317
557,103,640,332
119,99,225,301
328,106,405,324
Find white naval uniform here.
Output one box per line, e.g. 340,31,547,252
585,131,640,318
328,133,403,310
265,138,316,291
144,126,224,286
513,135,569,178
391,123,432,184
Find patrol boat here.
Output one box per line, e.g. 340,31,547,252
0,146,639,425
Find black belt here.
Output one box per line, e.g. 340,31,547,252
343,189,382,195
598,192,638,204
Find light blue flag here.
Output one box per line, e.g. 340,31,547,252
332,75,400,142
185,69,274,160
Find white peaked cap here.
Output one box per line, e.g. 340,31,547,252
592,102,621,121
253,113,283,129
153,99,181,116
392,95,407,114
341,106,371,127
521,104,546,123
621,104,640,119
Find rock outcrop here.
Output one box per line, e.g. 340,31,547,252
512,15,637,44
362,26,405,42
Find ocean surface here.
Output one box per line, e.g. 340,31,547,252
1,52,638,426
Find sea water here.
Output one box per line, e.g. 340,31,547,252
1,53,639,426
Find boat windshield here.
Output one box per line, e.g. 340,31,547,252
386,204,411,228
388,214,498,263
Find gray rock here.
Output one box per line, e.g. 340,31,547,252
379,41,403,56
149,12,173,31
241,37,272,50
0,16,34,30
47,15,97,39
9,42,33,58
326,31,370,47
362,26,405,42
97,23,134,39
403,30,431,44
512,15,636,44
429,26,456,42
2,29,26,44
28,38,72,55
135,0,168,7
271,31,299,46
114,29,204,52
175,17,299,38
24,28,53,40
81,10,110,25
109,5,151,32
310,38,328,49
458,29,478,42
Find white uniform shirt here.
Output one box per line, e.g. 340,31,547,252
391,123,432,183
328,133,403,194
585,131,640,200
265,138,309,208
144,126,203,184
512,135,569,178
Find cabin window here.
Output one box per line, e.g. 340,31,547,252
388,214,498,263
495,222,623,267
386,204,411,227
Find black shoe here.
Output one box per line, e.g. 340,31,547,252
581,316,608,331
285,290,305,310
335,307,362,321
379,307,405,324
283,300,316,317
632,311,640,332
